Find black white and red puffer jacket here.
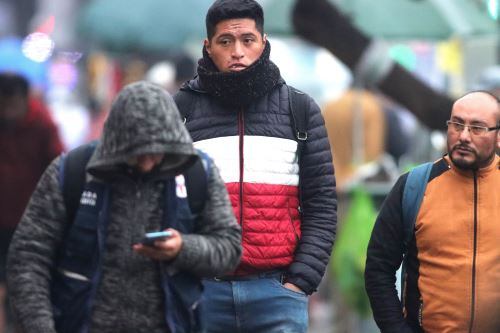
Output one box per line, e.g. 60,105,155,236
175,77,337,295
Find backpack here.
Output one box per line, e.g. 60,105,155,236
174,84,310,206
55,143,208,333
399,162,433,303
60,141,208,224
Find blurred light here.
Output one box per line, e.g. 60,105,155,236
58,51,83,64
315,49,352,101
35,15,55,35
146,61,175,87
22,32,55,63
487,0,498,20
389,44,417,72
0,37,48,89
436,39,462,76
48,60,78,89
268,37,300,79
411,41,431,54
430,131,446,152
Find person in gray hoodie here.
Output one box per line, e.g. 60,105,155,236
6,81,242,333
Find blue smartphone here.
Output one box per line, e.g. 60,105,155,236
141,231,173,246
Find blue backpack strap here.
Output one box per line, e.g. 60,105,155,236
402,162,433,251
59,141,98,223
194,149,211,173
52,181,110,333
161,150,210,333
400,162,433,304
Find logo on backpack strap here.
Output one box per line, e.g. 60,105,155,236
80,191,97,206
175,175,187,198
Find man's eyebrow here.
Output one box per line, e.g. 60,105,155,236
451,116,464,122
451,116,488,126
216,32,257,39
215,33,236,40
469,120,488,126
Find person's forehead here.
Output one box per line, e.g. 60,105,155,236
452,93,498,123
213,18,259,35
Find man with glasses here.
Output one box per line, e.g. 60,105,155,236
365,90,499,333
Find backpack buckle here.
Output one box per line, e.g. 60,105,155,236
296,131,308,141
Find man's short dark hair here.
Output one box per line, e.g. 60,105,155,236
206,0,264,40
0,72,29,98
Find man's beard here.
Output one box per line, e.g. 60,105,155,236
449,144,494,170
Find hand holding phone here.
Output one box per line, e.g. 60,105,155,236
133,229,182,261
141,230,173,246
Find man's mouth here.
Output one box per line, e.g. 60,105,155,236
229,63,246,70
454,145,474,154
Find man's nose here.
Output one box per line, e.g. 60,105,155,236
458,126,472,142
232,42,244,58
137,156,157,173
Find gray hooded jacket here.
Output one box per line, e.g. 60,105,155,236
7,81,241,333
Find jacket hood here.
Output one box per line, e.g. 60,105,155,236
87,81,197,179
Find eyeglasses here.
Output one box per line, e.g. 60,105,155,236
446,120,500,136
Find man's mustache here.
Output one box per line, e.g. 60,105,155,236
452,144,475,154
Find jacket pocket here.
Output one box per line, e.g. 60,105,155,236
51,270,93,333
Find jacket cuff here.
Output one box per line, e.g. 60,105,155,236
284,274,315,295
170,234,199,271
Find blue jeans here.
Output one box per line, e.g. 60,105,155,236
201,272,309,333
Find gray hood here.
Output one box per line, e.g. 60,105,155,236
87,81,197,179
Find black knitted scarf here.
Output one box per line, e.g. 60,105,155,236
197,40,281,108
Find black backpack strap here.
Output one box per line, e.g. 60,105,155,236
174,89,196,124
184,150,210,215
287,85,309,143
60,142,97,223
287,85,310,212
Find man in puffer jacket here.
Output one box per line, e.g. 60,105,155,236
174,1,337,332
7,81,242,333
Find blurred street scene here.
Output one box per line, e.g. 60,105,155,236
0,0,498,332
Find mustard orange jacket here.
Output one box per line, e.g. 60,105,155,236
365,154,500,333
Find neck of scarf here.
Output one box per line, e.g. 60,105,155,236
197,40,281,108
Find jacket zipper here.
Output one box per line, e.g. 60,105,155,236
468,171,478,333
286,199,299,242
418,300,424,327
238,110,245,229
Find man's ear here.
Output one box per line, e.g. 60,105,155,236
263,33,267,45
204,39,211,56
